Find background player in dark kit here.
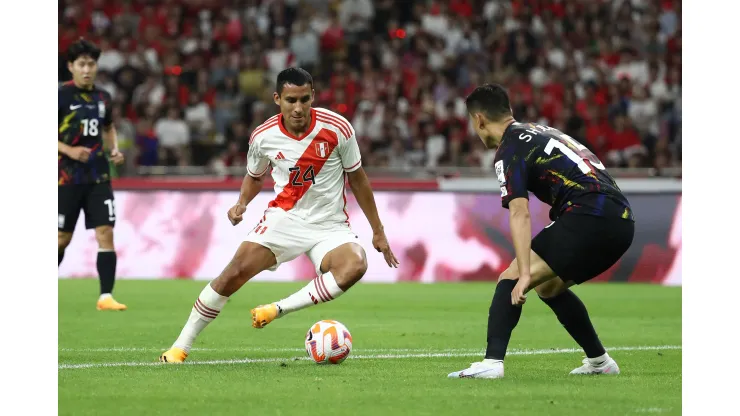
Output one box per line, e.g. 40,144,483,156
58,39,126,311
448,84,635,379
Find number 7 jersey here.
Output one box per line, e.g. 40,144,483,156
247,108,362,225
494,121,634,221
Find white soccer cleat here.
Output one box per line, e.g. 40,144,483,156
570,356,620,375
447,360,505,379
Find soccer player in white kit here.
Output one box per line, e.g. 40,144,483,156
160,68,399,363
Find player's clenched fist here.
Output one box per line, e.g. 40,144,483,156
228,203,247,226
109,148,125,165
68,146,92,162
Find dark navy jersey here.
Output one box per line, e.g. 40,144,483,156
494,121,634,221
58,81,113,185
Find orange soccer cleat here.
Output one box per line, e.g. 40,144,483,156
251,304,279,328
159,347,188,364
96,296,127,311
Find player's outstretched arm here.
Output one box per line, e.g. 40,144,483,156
228,173,265,226
346,167,399,268
508,197,532,305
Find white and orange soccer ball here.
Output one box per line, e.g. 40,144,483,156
304,320,353,364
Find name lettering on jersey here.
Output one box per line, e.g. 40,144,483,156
518,125,540,141
520,124,553,141
315,141,330,158
532,124,554,132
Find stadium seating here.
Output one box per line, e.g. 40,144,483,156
58,0,682,177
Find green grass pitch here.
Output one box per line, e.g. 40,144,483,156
59,280,681,416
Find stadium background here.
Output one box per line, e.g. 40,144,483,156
58,0,682,284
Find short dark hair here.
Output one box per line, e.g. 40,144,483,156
465,84,512,121
276,67,313,95
67,39,101,63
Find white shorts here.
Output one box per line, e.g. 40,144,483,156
245,207,359,275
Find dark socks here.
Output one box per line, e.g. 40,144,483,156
59,249,65,266
484,279,523,360
97,251,117,294
540,289,606,359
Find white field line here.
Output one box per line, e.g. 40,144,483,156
58,345,681,370
60,347,484,353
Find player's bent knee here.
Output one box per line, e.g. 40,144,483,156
95,226,114,249
529,251,557,280
535,283,563,299
497,250,557,284
345,256,368,280
535,278,571,299
497,264,519,282
213,260,259,296
330,253,367,289
214,242,276,294
322,242,367,279
231,250,272,281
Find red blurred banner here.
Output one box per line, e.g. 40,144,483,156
59,190,681,285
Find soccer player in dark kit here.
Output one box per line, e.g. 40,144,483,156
448,84,635,379
58,39,127,311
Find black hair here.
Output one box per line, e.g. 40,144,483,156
464,83,512,122
276,67,313,95
67,39,101,63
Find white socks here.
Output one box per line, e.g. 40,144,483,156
173,283,229,353
588,353,609,366
275,272,345,316
171,274,344,352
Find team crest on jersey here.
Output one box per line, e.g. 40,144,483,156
495,160,506,183
98,101,106,118
315,141,329,158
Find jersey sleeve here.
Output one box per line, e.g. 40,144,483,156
246,139,270,177
496,140,531,209
339,128,362,173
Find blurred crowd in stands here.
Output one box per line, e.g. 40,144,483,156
58,0,682,176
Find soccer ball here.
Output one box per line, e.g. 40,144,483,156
304,320,353,364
